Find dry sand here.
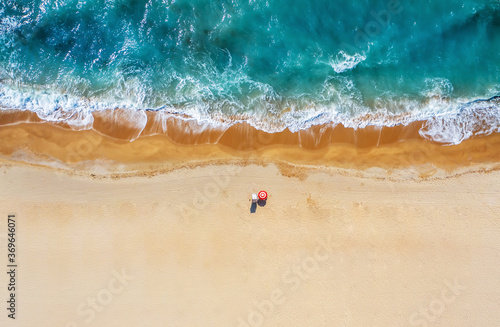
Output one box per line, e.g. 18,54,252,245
0,160,499,326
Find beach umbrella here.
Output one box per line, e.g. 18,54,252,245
258,191,268,201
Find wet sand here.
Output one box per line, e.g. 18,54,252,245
1,109,500,175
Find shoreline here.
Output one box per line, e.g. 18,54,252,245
1,109,500,177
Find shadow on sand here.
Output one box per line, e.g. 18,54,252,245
250,200,267,213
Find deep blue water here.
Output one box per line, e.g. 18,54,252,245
0,0,499,143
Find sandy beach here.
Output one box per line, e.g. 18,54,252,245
0,118,499,326
1,0,500,325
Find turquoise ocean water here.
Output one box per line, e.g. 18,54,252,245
0,0,499,144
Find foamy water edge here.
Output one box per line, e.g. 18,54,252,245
0,83,499,145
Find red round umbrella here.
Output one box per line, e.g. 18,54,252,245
258,191,268,200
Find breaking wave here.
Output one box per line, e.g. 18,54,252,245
1,82,499,144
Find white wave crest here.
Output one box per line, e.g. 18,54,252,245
419,97,500,145
330,51,366,74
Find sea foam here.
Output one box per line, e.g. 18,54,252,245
330,51,366,74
